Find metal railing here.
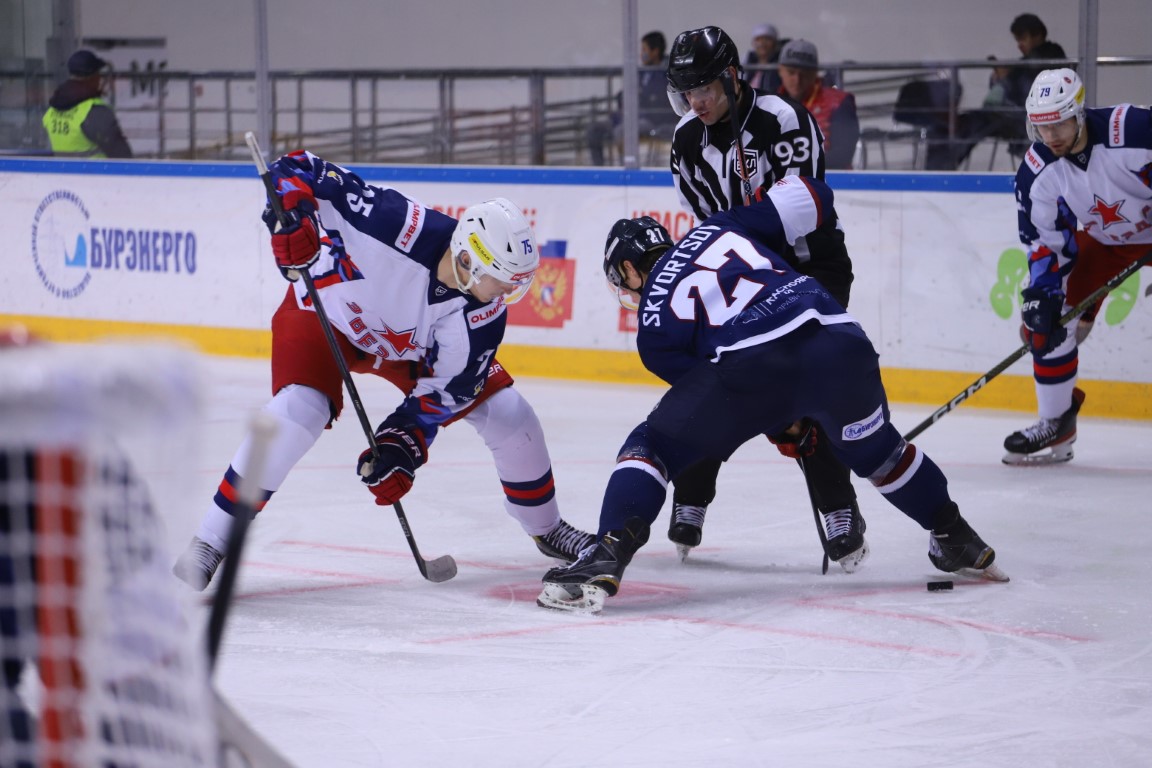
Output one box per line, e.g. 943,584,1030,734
3,57,1148,168
2,66,623,165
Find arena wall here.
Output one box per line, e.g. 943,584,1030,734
2,158,1148,419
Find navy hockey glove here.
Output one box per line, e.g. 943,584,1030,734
262,200,320,281
357,423,428,506
768,419,819,460
1020,284,1067,355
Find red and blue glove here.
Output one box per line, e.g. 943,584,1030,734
260,179,320,281
1020,284,1067,355
768,419,819,459
357,423,428,506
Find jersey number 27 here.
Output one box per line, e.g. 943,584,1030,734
670,231,784,325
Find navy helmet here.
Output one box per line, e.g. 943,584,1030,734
603,216,673,290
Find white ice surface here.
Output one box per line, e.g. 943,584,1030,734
189,356,1152,768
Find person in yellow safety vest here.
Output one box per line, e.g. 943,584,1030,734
43,50,133,158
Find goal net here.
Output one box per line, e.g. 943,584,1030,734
0,338,217,768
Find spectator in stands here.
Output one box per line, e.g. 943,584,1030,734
42,50,133,158
587,31,676,166
745,23,785,93
777,39,860,170
999,13,1068,107
934,13,1066,170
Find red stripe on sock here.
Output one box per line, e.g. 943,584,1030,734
1034,357,1077,378
218,477,238,503
502,476,556,501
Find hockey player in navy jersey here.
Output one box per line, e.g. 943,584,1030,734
537,176,1006,614
1004,68,1152,464
174,151,593,590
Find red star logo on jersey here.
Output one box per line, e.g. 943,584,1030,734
1088,195,1129,229
374,322,421,357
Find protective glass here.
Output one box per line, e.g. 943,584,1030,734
666,67,732,117
500,274,534,305
477,263,535,306
1031,117,1079,148
604,264,640,311
667,82,721,118
456,252,535,305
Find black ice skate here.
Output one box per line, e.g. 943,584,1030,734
172,536,224,591
1003,387,1086,465
928,503,1008,582
668,503,707,562
533,519,596,563
821,502,869,573
537,517,651,614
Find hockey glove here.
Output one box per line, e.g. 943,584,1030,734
1020,284,1067,355
768,419,819,460
357,423,428,506
262,200,320,281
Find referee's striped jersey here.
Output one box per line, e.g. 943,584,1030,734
670,82,826,221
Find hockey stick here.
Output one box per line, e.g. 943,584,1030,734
207,412,277,669
243,132,457,584
205,420,301,766
205,419,299,764
797,455,831,575
902,250,1152,442
721,73,755,206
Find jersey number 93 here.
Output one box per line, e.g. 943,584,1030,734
773,136,812,167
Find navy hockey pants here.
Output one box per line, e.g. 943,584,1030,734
645,321,901,488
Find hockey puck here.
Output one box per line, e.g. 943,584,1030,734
926,580,954,592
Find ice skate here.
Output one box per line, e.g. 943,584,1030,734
1003,387,1085,465
928,503,1008,582
668,503,706,562
533,519,596,563
172,536,224,591
537,518,650,614
821,502,869,573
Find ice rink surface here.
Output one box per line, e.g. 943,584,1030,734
185,355,1151,768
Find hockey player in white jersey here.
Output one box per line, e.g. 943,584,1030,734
1004,69,1152,464
174,151,593,590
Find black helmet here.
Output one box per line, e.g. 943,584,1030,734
603,216,673,290
666,26,740,93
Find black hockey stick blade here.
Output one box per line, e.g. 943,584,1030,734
902,250,1152,442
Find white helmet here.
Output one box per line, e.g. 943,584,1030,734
449,197,538,304
1025,68,1085,142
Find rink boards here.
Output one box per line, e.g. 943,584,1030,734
1,159,1148,418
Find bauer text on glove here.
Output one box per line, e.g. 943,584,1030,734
1020,284,1067,355
357,424,428,506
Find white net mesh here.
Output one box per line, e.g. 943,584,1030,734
1,341,217,767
